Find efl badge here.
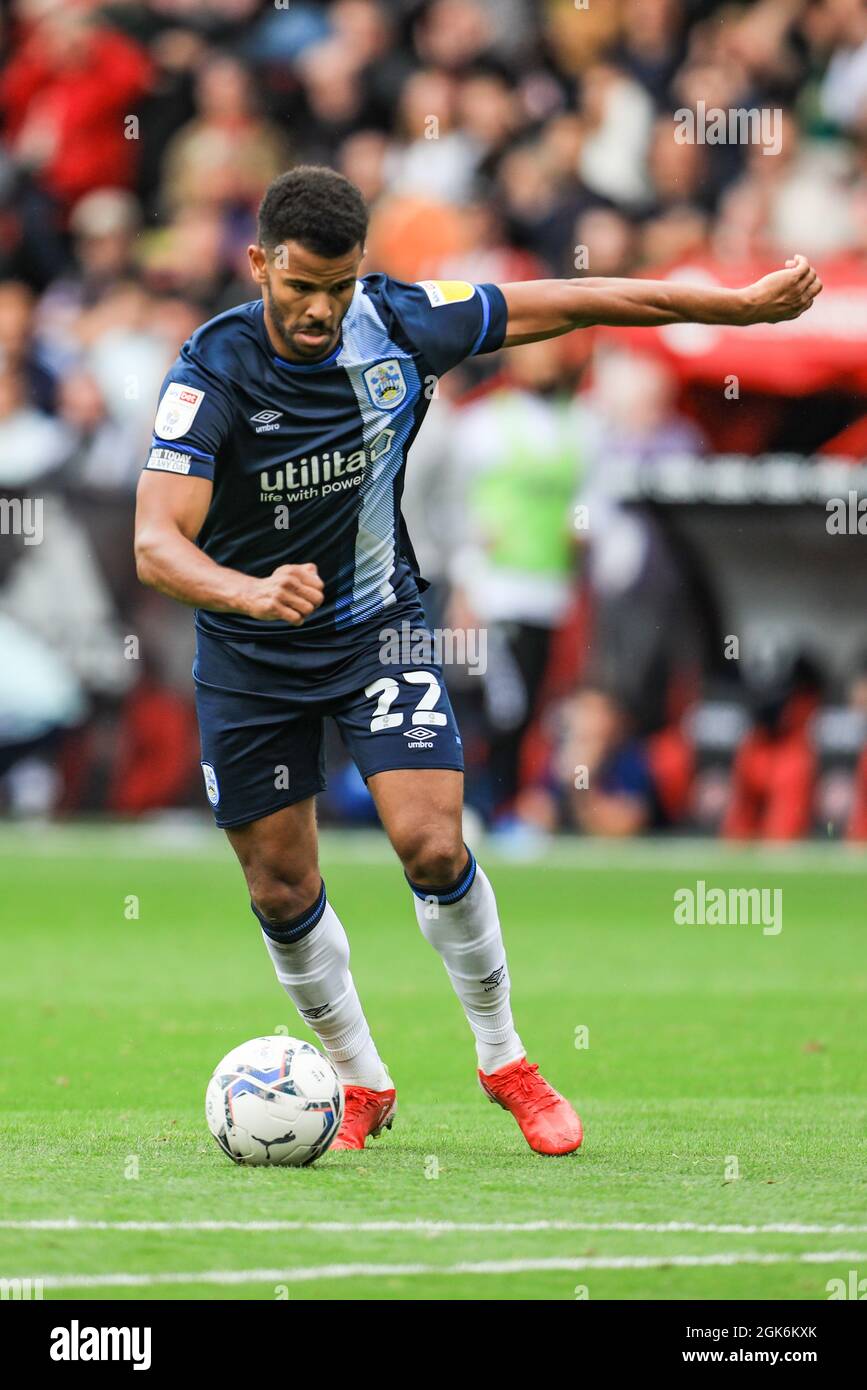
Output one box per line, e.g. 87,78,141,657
363,358,407,411
201,762,220,807
416,280,476,308
154,381,205,440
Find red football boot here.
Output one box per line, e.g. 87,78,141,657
478,1057,583,1155
330,1085,397,1151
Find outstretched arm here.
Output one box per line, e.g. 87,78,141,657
499,254,822,347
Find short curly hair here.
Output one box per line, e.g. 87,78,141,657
257,165,368,258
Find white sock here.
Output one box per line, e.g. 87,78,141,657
410,851,525,1074
257,888,392,1091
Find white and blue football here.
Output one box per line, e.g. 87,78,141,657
205,1035,344,1166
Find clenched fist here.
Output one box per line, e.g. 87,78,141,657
741,254,823,325
244,563,325,624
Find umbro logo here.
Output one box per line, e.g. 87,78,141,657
250,409,283,433
299,1003,331,1020
403,726,437,747
481,964,506,992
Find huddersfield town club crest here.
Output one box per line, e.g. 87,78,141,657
363,358,407,411
201,762,220,806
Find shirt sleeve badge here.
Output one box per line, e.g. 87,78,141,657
154,381,205,440
415,280,476,308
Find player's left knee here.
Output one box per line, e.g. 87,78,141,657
398,826,467,889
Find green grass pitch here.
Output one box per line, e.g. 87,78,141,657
1,826,865,1301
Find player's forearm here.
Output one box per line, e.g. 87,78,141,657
135,525,256,614
564,277,756,328
135,520,325,624
501,276,754,343
500,256,821,343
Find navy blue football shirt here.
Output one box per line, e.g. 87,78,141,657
145,275,508,640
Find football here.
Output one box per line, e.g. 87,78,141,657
205,1035,344,1166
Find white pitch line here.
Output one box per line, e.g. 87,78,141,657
3,1219,866,1236
19,1251,867,1290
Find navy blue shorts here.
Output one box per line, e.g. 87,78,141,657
193,607,464,828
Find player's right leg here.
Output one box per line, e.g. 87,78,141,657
193,636,395,1149
225,801,396,1148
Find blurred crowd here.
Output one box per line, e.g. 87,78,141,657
1,0,866,839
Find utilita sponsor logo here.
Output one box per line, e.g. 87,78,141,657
258,430,395,501
50,1320,152,1371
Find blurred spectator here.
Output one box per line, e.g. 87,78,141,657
0,279,56,409
0,366,69,482
386,69,481,204
68,189,142,291
540,0,621,78
576,347,706,723
645,113,711,218
723,656,823,841
294,38,373,164
579,64,655,207
159,54,289,215
141,206,243,309
397,386,463,630
558,685,659,836
615,0,687,107
413,0,500,75
816,0,867,132
0,6,152,212
365,194,466,281
55,368,144,492
338,129,391,206
847,653,867,718
575,206,638,278
497,138,595,271
330,1,414,130
847,745,867,840
108,671,197,816
456,69,522,178
641,202,710,267
741,108,858,258
0,613,86,817
74,281,174,443
842,652,867,840
447,338,585,818
0,146,67,288
36,190,143,360
433,198,545,284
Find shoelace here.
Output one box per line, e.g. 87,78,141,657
344,1090,387,1123
495,1063,562,1113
